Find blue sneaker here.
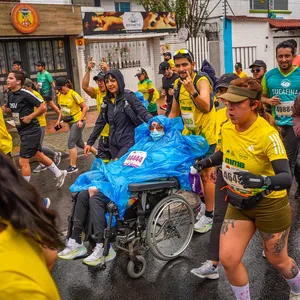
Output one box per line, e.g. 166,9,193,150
67,166,78,174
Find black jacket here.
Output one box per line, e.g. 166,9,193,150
87,69,152,150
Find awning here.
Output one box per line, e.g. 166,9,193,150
226,16,300,31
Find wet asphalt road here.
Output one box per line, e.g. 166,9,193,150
29,156,300,300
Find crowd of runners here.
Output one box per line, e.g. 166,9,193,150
1,38,300,300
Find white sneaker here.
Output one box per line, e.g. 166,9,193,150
55,170,67,188
290,291,300,299
58,238,87,260
196,201,206,221
194,215,213,233
83,243,116,266
190,260,219,279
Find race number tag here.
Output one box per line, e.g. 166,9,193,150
222,162,250,193
37,82,43,89
276,101,293,117
123,151,147,168
61,107,71,115
181,112,195,130
12,112,20,126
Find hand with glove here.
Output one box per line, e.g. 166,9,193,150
234,172,270,189
192,158,211,173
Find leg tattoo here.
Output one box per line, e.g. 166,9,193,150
273,230,289,254
260,232,275,253
221,219,236,235
260,229,289,254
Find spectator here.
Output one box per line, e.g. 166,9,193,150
234,62,248,78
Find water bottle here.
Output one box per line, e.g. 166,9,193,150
189,166,203,195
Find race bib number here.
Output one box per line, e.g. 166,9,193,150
12,112,20,126
61,107,71,115
276,101,293,117
37,82,42,89
222,162,250,193
182,112,195,130
123,151,147,168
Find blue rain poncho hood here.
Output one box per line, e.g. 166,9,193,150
70,116,209,218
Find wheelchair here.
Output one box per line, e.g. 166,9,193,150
66,178,195,278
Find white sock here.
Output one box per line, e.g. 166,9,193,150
23,175,31,182
285,271,300,294
47,162,62,177
231,283,250,300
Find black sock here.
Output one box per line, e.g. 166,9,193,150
71,228,82,244
200,196,205,204
205,210,213,218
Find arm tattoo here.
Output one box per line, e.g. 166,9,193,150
221,219,236,235
291,260,299,278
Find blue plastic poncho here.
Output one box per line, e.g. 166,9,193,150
70,115,208,218
134,91,149,109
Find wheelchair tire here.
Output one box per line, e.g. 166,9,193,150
126,256,147,279
146,194,194,261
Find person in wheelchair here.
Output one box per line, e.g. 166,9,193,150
58,115,209,266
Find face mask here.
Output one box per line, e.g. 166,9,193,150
150,129,165,141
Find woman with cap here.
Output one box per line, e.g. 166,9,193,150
55,77,87,173
23,78,62,173
192,77,300,300
135,68,160,116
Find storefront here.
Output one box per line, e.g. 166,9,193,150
0,3,82,104
77,11,176,106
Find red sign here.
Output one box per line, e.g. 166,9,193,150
11,4,39,34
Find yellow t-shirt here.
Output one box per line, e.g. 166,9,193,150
234,71,248,78
219,115,287,198
175,74,216,145
32,90,47,127
58,89,84,123
0,222,60,300
0,108,13,155
94,87,109,137
168,59,175,68
216,107,229,141
137,79,159,113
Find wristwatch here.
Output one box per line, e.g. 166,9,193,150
191,91,199,98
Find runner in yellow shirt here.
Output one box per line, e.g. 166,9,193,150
169,49,216,233
234,62,248,78
82,59,111,162
0,107,12,156
23,78,62,173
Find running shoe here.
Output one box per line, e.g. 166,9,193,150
58,238,87,260
33,164,47,173
194,215,213,233
54,152,62,166
290,291,300,299
160,104,168,111
43,198,51,208
196,201,206,221
67,165,78,174
55,170,67,188
83,243,116,266
190,260,219,279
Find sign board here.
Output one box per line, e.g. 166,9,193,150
11,4,39,34
178,28,190,42
82,12,176,35
76,37,85,50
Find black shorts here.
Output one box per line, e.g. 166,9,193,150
96,136,111,161
19,130,42,159
42,93,52,102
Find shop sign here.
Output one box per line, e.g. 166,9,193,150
11,4,39,34
82,12,176,35
76,37,85,50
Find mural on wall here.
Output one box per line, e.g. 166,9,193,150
82,12,176,35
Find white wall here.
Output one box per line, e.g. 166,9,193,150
100,0,145,11
231,21,274,73
21,0,72,3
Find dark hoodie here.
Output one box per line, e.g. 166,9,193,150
87,69,152,159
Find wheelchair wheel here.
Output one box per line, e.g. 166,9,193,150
126,256,147,279
146,194,194,261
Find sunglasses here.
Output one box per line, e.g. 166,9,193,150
173,49,194,61
149,124,164,131
251,68,262,73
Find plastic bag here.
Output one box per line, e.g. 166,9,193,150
70,115,209,219
134,91,149,109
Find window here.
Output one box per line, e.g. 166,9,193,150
115,2,130,12
250,0,288,10
95,0,100,6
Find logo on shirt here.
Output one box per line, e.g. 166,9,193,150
246,145,254,151
281,79,291,88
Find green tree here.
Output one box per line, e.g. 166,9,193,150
137,0,210,37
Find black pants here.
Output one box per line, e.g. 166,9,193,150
72,190,111,243
207,169,228,262
280,125,300,181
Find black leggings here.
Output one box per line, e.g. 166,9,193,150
71,190,111,243
207,169,228,262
